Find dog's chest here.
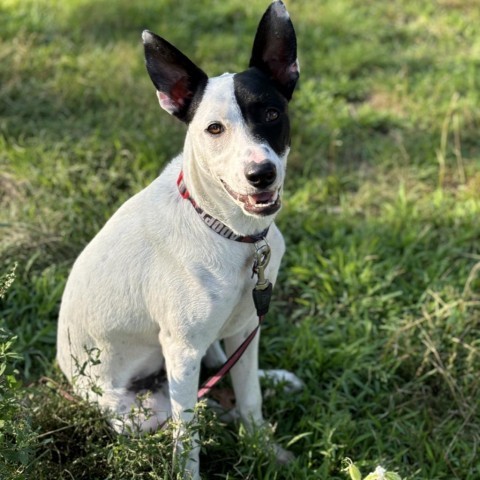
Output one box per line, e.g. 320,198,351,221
179,242,277,338
189,248,256,311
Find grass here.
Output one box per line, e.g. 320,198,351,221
1,0,480,478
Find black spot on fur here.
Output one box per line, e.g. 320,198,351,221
127,369,167,393
233,68,290,156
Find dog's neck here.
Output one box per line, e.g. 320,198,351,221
181,141,275,238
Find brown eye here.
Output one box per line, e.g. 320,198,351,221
206,123,224,135
265,108,280,122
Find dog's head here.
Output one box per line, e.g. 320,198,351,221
143,1,298,220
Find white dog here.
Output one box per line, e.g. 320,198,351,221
57,1,300,477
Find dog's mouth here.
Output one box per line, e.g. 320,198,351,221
221,180,281,216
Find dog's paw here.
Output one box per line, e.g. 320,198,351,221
273,443,295,465
259,369,304,392
205,397,240,424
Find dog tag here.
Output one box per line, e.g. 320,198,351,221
252,281,273,317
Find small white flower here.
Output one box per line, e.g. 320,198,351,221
364,466,387,480
374,466,386,479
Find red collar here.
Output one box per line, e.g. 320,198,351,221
177,171,269,243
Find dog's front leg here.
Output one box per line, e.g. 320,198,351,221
224,318,263,428
161,337,203,479
225,318,294,465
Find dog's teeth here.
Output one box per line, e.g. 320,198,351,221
246,192,280,208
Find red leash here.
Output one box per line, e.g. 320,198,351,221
197,318,263,399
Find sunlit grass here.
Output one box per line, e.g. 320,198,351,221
1,0,480,478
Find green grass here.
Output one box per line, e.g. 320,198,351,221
1,0,480,478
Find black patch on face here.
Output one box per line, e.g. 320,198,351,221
233,67,291,156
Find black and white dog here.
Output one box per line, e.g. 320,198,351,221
57,1,300,477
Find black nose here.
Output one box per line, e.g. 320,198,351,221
245,161,277,189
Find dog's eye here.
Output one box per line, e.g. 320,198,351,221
206,123,224,135
265,108,280,123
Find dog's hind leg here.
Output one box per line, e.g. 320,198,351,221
68,340,171,434
104,386,172,434
258,368,304,392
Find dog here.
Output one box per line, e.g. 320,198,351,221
57,1,300,477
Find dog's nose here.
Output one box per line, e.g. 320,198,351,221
245,161,277,189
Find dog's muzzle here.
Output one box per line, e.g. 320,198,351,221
221,180,281,216
245,161,277,189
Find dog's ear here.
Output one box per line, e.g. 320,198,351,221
249,1,299,101
142,30,208,122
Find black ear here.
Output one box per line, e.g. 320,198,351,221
249,1,299,101
142,30,208,122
